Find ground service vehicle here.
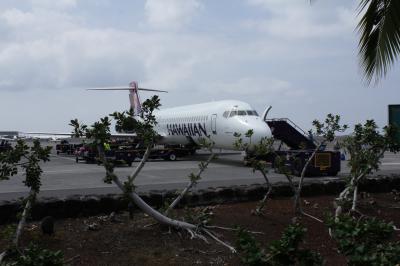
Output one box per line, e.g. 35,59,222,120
132,144,196,161
245,118,341,177
56,140,82,155
75,141,196,166
0,141,11,153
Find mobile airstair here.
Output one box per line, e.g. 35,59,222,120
260,118,340,177
265,118,316,150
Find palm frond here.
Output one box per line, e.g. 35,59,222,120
357,0,400,84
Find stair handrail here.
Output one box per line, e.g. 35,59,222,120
265,118,319,146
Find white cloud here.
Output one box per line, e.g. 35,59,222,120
144,0,202,30
0,7,80,43
244,0,357,40
0,8,35,27
208,77,291,95
29,0,77,10
204,77,306,107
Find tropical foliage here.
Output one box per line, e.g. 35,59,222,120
357,0,400,83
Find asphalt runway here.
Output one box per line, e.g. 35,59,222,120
1,143,400,201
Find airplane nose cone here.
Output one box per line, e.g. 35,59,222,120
251,121,271,144
239,119,271,148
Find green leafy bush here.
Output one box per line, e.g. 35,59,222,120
0,224,17,242
236,227,267,266
327,214,400,265
236,224,323,266
5,242,64,266
266,223,323,266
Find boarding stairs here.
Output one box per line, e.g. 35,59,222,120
265,118,317,150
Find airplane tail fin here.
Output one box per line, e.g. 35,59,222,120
128,81,142,116
87,81,167,117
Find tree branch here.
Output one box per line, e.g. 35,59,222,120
351,185,359,211
165,152,215,216
254,170,272,215
13,189,36,247
294,143,322,215
128,145,152,184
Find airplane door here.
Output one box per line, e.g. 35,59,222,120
211,114,217,134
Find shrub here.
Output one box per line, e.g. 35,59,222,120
5,242,64,266
266,223,323,266
236,227,267,266
327,214,400,265
236,224,323,266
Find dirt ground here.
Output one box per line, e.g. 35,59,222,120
1,192,400,265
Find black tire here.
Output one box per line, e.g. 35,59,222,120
328,171,338,177
168,152,177,161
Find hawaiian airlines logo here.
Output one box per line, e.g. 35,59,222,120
167,123,208,137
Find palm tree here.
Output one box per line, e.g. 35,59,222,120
357,0,400,84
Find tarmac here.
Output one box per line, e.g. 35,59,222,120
0,141,400,201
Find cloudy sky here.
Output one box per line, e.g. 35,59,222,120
0,0,399,132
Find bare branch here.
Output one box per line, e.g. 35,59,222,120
203,229,236,253
204,225,264,235
13,189,35,247
300,211,323,223
128,145,152,184
165,152,215,215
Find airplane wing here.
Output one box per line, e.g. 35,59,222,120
110,133,136,138
21,132,138,140
20,132,73,140
23,132,72,136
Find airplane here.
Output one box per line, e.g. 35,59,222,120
0,136,15,141
18,132,71,142
89,81,271,150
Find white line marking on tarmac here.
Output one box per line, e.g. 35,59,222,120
382,162,400,165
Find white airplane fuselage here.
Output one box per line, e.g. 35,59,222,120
154,100,271,150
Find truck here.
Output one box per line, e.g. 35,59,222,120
56,140,82,155
0,140,11,153
75,141,197,166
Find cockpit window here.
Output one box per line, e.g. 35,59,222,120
246,110,259,116
227,109,259,117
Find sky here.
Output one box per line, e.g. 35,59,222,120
0,0,399,133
